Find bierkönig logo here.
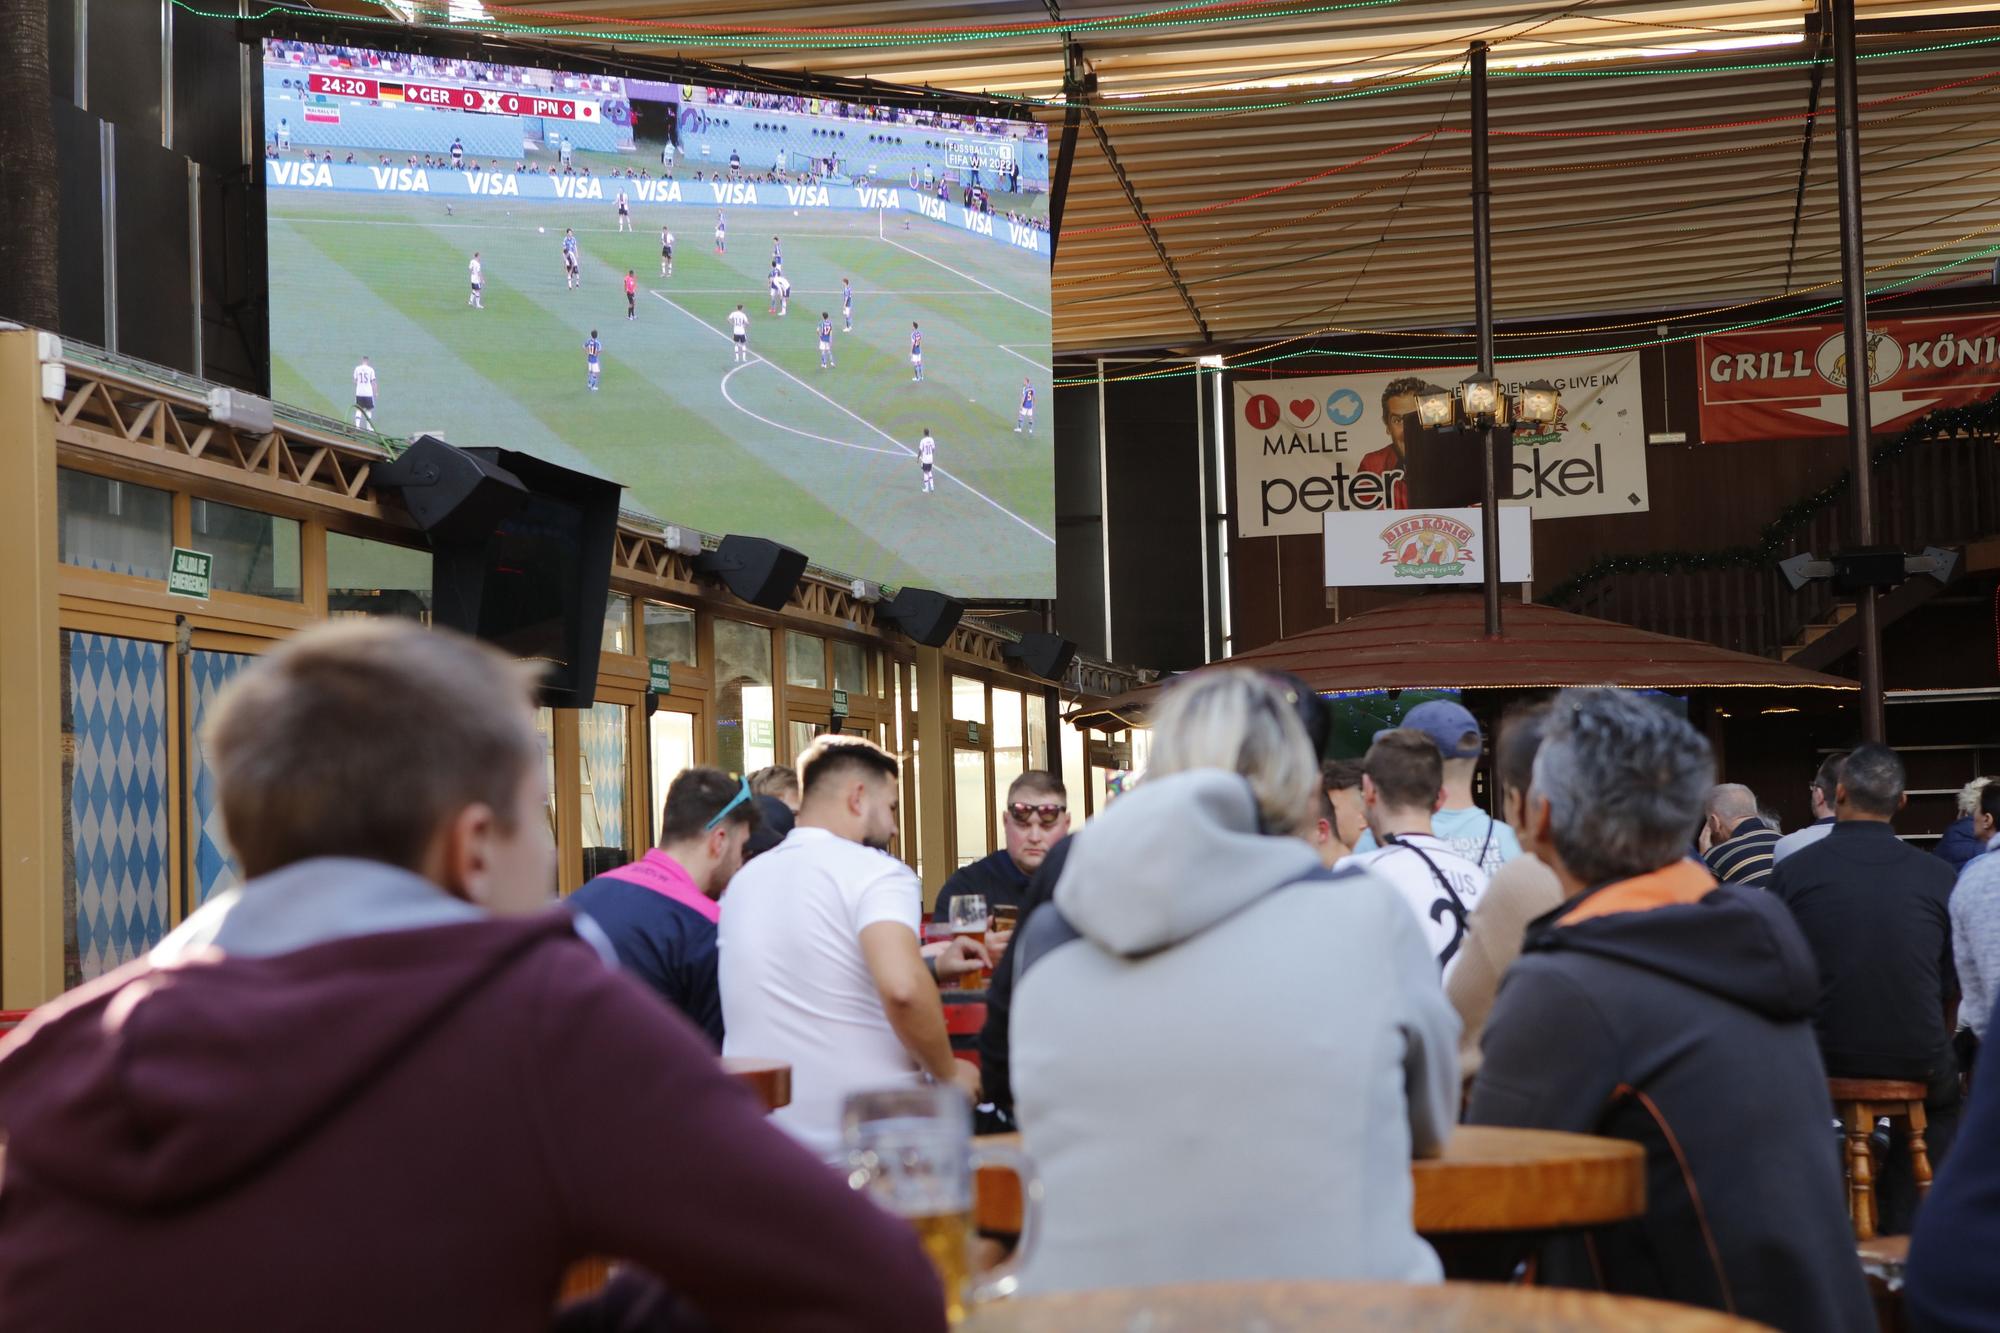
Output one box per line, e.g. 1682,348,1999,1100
1380,513,1476,580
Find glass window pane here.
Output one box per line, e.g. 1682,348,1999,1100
1027,693,1049,772
1130,726,1154,782
648,708,697,848
833,641,867,696
57,470,173,581
786,631,826,689
875,651,888,698
991,688,1025,817
602,593,632,655
643,602,698,666
1091,763,1111,823
1062,722,1087,828
789,719,824,760
952,676,986,724
190,498,302,602
580,701,629,880
715,619,775,777
954,748,990,869
327,533,433,621
536,707,557,839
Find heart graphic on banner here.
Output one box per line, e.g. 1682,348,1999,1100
1288,398,1321,427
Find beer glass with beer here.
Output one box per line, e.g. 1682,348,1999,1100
843,1086,1038,1325
946,894,989,990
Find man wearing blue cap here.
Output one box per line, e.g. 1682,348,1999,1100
1351,699,1520,876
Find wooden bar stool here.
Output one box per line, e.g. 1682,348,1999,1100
1828,1078,1932,1241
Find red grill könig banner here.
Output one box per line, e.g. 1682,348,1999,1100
1698,313,2000,442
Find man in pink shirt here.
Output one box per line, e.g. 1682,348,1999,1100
567,768,760,1045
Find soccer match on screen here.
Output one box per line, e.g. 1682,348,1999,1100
262,40,1057,597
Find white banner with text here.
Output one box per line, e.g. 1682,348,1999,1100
1235,352,1649,538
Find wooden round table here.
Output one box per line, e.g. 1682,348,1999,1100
973,1126,1642,1236
718,1057,792,1113
958,1281,1772,1331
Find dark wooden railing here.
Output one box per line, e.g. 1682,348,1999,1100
1563,432,2000,661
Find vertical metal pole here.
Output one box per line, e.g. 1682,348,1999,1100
1831,0,1884,743
1471,41,1500,638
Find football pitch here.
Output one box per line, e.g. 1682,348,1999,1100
267,188,1056,596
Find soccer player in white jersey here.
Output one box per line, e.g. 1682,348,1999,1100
351,357,377,431
818,313,835,369
728,305,750,363
714,211,727,254
562,229,579,290
775,273,792,317
660,226,675,277
917,429,936,493
1016,378,1035,434
467,252,484,309
615,189,631,232
841,277,854,332
909,322,923,382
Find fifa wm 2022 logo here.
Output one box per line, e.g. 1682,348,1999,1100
1379,514,1476,580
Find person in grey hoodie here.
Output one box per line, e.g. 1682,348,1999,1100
1009,669,1460,1295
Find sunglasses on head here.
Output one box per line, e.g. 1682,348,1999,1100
1006,802,1067,828
705,776,754,832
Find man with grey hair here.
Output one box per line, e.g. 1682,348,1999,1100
1470,690,1871,1332
1701,782,1779,887
1771,742,1960,1234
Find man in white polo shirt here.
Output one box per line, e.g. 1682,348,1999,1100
721,736,982,1159
1339,727,1489,979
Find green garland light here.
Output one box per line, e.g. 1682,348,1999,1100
1539,391,2000,608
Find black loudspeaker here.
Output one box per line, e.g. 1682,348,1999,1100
1832,547,1909,594
1003,632,1077,682
397,443,623,709
696,534,808,610
373,434,531,543
878,586,965,648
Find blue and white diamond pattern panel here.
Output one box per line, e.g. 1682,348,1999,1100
64,632,170,985
189,650,254,906
579,702,627,853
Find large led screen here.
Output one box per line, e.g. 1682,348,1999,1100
263,41,1055,596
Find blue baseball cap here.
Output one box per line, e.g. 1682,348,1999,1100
1379,699,1484,760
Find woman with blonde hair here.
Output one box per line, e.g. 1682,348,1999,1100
1007,668,1460,1295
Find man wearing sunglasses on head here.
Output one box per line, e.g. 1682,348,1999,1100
932,772,1073,932
567,768,762,1047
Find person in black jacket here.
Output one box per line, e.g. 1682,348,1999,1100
931,771,1070,923
976,835,1073,1129
1770,743,1960,1234
1905,991,2000,1332
1470,689,1872,1333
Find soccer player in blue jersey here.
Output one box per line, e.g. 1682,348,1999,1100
1015,378,1035,433
714,211,726,254
818,313,835,369
841,277,854,332
910,322,923,382
772,236,782,267
768,264,782,316
584,329,602,391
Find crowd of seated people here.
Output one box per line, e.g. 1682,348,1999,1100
3,619,1996,1331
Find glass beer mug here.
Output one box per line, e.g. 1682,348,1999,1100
843,1086,1039,1324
